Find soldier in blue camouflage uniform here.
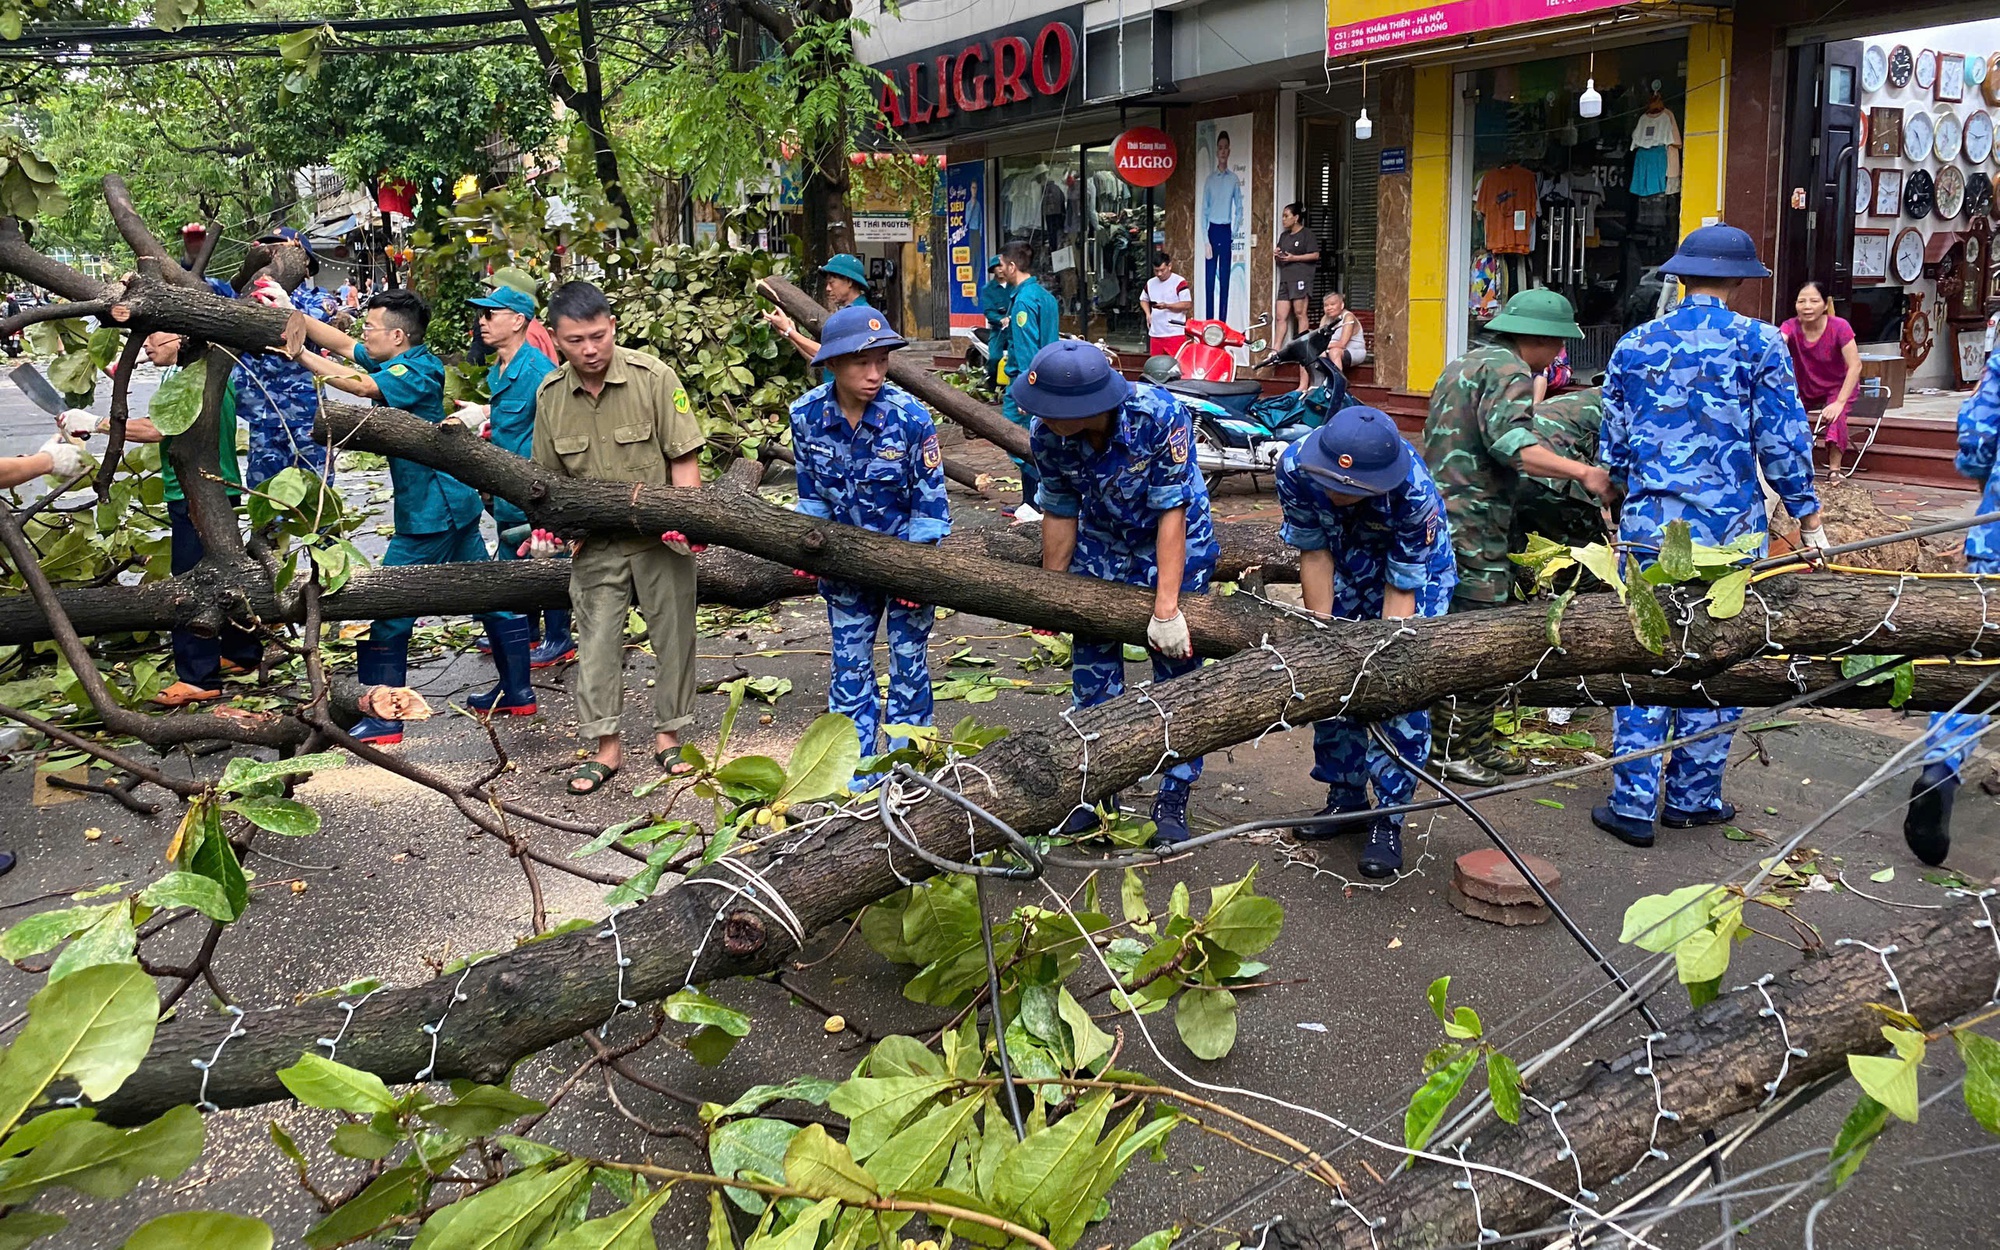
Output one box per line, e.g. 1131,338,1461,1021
1279,409,1457,878
1012,341,1218,846
1593,226,1827,848
233,229,336,486
790,306,952,755
1904,343,2000,866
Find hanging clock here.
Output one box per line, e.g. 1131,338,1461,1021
1973,55,1992,89
1905,168,1936,217
1863,45,1890,93
1859,109,1871,151
1937,163,1966,220
1936,109,1964,162
1893,226,1927,284
1904,109,1935,162
1889,45,1914,89
1938,53,1966,103
1987,57,2000,106
1969,171,1995,217
1953,219,1993,323
1856,168,1875,215
1902,299,1935,369
1916,49,1938,92
1968,111,1996,164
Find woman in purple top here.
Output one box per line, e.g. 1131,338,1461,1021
1780,280,1863,478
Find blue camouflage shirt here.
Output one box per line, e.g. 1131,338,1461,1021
1957,344,2000,569
1276,441,1457,593
205,276,333,487
1599,294,1819,549
292,282,340,321
1032,382,1219,587
789,380,951,545
355,343,484,536
486,343,557,530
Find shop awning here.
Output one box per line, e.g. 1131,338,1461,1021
312,214,361,241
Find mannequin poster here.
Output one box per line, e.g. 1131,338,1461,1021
1194,115,1253,332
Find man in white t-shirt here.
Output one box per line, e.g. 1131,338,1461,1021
1142,251,1192,359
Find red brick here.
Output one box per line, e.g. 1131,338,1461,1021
1447,883,1551,926
1452,848,1562,907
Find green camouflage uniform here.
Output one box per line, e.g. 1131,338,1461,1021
1511,387,1608,560
1422,343,1544,606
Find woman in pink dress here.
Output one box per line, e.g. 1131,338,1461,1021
1780,280,1863,478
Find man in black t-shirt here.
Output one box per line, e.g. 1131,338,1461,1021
1273,202,1321,348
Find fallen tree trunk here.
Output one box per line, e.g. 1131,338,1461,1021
1274,904,2000,1249
760,275,1032,461
77,569,2000,1124
1511,658,2000,714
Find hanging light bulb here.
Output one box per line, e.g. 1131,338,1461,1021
1579,79,1602,118
1355,60,1373,139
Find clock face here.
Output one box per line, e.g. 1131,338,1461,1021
1905,109,1934,162
1894,227,1926,284
1937,164,1966,219
1857,169,1875,215
1863,45,1890,93
1906,168,1935,218
1936,110,1964,162
1916,49,1938,91
1890,45,1914,88
1969,111,1997,164
1970,172,1996,217
1974,55,1992,88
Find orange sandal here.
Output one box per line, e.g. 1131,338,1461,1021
152,681,225,708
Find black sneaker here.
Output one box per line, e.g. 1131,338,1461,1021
1296,798,1368,842
1053,797,1117,838
0,850,14,878
1592,803,1656,849
1356,817,1402,879
1149,788,1191,847
1662,802,1737,829
1904,762,1958,868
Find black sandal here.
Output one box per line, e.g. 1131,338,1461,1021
567,760,619,794
653,748,695,776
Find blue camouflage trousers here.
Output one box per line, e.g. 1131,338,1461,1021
1311,565,1453,827
822,580,935,755
1069,542,1215,793
1920,554,1998,775
1610,706,1741,821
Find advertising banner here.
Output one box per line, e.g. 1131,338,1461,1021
1327,0,1626,59
944,161,986,332
1193,114,1253,334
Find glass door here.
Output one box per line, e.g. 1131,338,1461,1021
1081,143,1157,346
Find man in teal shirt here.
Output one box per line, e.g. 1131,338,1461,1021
995,240,1059,520
460,285,567,666
288,289,537,742
978,254,1011,387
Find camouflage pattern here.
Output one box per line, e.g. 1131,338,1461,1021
1512,387,1609,556
1920,349,2000,774
790,379,952,749
233,278,337,487
1422,342,1547,604
1599,293,1819,822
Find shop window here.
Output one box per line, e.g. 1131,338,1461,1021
995,148,1159,346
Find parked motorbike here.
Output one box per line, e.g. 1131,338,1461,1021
1143,318,1343,480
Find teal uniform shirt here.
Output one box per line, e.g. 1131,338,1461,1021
485,343,558,532
1002,278,1060,382
355,343,484,535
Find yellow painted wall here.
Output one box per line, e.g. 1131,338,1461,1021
1679,19,1732,242
1405,64,1454,394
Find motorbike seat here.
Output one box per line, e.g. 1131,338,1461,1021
1165,378,1264,401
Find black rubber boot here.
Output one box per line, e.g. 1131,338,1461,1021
1356,816,1403,879
1903,761,1958,867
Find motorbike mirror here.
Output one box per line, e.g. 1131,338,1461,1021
1247,339,1269,354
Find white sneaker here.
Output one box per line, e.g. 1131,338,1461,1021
1012,503,1043,524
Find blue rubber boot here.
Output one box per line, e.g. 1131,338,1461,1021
1356,815,1403,879
1149,787,1191,848
351,639,407,745
466,616,538,716
530,609,576,669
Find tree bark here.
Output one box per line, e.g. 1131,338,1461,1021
760,276,1032,460
1511,659,2000,714
1271,905,2000,1250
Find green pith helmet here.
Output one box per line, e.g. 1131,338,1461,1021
1484,289,1583,339
820,253,869,286
487,266,540,298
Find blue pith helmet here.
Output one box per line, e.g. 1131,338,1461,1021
820,253,870,287
1660,224,1771,279
1006,341,1133,420
1298,406,1410,495
467,286,536,317
811,304,908,364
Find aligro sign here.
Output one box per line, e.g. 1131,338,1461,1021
1111,127,1176,187
875,19,1079,133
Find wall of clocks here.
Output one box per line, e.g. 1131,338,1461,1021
1848,18,2000,388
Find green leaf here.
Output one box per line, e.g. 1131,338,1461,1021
1625,554,1670,655
704,1190,735,1250
1444,1006,1483,1041
187,822,249,924
701,1079,839,1127
330,1121,401,1160
865,1035,945,1079
421,1084,548,1139
783,1123,877,1202
1532,797,1565,810
146,359,208,436
1830,1092,1891,1189
1485,1051,1522,1124
665,989,751,1037
1129,1231,1181,1250
136,872,237,922
1868,866,1896,883
1174,987,1237,1060
686,1025,740,1068
1848,1053,1920,1123
1426,976,1450,1023
1058,986,1115,1071
46,351,96,399
992,1090,1114,1220
545,1185,672,1250
1201,867,1284,957
707,1117,799,1213
277,1053,399,1116
0,906,113,961
713,755,785,796
0,1211,67,1250
1673,927,1732,986
305,1161,428,1250
1705,568,1751,619
410,1160,588,1250
216,752,344,795
826,1077,953,1161
1657,519,1696,582
1120,869,1150,925
865,1093,985,1193
0,1107,93,1161
123,1212,273,1250
0,1104,202,1206
1618,883,1723,953
750,1197,840,1250
1574,544,1626,601
224,796,321,837
267,1121,305,1168
901,878,980,966
777,713,861,805
1957,1030,2000,1135
0,961,159,1135
1403,1049,1479,1157
47,902,136,983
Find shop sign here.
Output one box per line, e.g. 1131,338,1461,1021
872,8,1085,140
1379,146,1407,174
1111,126,1177,187
1327,0,1625,59
943,163,987,332
853,213,914,243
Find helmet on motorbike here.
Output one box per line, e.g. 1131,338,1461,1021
1141,354,1181,385
1297,406,1409,496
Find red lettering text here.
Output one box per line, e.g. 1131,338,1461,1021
1031,22,1075,96
932,54,954,119
877,75,904,129
953,45,988,112
905,61,933,125
992,36,1030,106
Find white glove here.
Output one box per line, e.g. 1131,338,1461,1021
59,409,97,437
519,528,563,559
1799,525,1830,552
38,436,81,477
1146,610,1192,660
